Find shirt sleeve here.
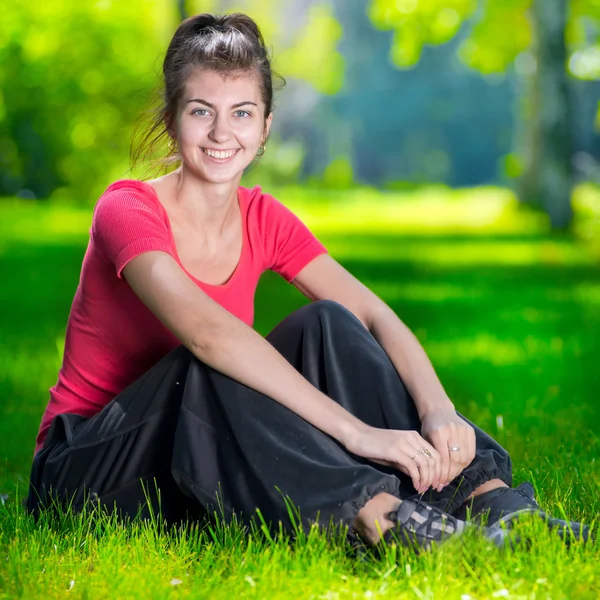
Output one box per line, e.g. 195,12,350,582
261,193,328,282
91,183,175,279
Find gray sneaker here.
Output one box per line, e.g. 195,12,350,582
384,497,510,552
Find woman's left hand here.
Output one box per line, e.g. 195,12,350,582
420,408,476,492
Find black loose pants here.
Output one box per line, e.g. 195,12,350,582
27,301,512,535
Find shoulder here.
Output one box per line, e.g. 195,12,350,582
91,179,169,243
241,184,298,224
90,179,172,270
92,179,168,235
94,179,161,215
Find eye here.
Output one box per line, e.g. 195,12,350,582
192,108,210,116
234,110,251,118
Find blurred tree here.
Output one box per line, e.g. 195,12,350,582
368,0,600,228
0,0,178,201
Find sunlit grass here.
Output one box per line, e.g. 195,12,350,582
573,182,600,254
283,185,548,235
1,185,599,598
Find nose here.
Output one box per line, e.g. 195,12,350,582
208,114,232,144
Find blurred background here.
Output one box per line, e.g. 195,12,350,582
1,0,599,228
1,0,600,495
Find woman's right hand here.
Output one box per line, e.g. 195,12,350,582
344,425,442,494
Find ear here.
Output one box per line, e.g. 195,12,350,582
164,112,176,139
263,112,273,142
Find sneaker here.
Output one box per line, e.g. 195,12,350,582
495,508,593,545
455,482,593,544
454,482,540,525
384,497,510,552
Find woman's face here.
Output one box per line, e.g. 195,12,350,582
171,67,272,185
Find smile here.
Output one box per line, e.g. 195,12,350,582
202,148,240,160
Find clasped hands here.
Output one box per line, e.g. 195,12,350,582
345,408,476,494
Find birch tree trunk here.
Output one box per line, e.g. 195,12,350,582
521,0,573,229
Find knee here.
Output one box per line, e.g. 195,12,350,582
301,300,359,326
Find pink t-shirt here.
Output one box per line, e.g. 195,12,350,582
35,179,327,454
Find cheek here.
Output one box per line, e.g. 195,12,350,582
178,118,208,143
236,123,263,146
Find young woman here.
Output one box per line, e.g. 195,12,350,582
27,13,589,551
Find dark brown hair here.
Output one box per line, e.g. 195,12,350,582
131,13,284,172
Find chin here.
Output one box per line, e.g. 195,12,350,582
200,170,243,185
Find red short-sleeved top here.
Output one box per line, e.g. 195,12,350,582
34,179,327,453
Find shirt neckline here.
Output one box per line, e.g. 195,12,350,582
135,179,249,290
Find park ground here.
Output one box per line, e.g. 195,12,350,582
0,185,599,599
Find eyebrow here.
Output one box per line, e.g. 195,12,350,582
186,98,258,109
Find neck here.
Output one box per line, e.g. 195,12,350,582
170,167,242,235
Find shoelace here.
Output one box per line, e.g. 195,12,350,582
387,498,467,540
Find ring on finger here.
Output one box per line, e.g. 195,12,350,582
412,447,433,460
449,445,461,452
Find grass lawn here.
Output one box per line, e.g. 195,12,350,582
0,185,599,598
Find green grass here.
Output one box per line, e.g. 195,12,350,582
1,185,599,598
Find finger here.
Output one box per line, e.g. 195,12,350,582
458,426,476,468
447,446,466,482
459,422,476,467
422,443,443,490
393,444,424,492
405,445,428,492
467,428,477,466
422,443,442,491
447,435,471,481
445,427,466,482
412,453,433,492
431,432,452,486
408,439,438,492
400,455,422,492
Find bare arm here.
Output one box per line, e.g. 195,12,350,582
293,254,476,488
367,307,455,418
293,255,453,416
123,251,369,445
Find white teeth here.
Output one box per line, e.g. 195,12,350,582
204,149,237,159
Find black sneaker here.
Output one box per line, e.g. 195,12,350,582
499,509,593,545
454,482,540,525
384,497,509,552
455,482,593,544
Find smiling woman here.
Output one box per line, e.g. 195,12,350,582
26,13,591,554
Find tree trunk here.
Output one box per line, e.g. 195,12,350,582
177,0,188,21
521,0,573,229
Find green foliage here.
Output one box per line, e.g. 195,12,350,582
459,0,532,73
368,0,477,68
368,0,600,79
0,0,179,201
503,152,525,179
276,3,345,95
322,155,354,189
568,0,600,79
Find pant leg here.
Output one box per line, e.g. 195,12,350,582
27,346,201,522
